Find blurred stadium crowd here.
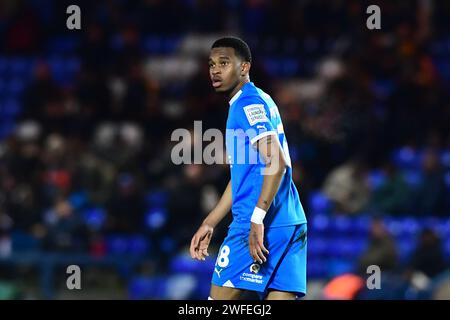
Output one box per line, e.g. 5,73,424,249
1,0,450,299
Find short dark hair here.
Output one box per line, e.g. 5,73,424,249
211,37,252,63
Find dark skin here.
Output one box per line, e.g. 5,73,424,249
190,46,294,300
208,47,250,96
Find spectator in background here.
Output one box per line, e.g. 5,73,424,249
409,228,447,279
22,62,62,132
106,172,145,234
369,161,412,215
1,125,44,232
0,211,13,258
322,157,370,214
42,196,87,252
414,149,447,216
358,217,398,274
167,164,205,250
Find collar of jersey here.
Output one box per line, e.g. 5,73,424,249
229,89,242,106
228,82,253,105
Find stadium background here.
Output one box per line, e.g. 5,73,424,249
1,0,450,299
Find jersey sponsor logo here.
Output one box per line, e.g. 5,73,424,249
243,104,268,126
240,272,264,284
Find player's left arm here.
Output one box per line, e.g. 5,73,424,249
249,134,288,264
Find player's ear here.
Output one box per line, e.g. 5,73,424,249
241,62,250,76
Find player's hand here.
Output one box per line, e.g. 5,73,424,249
249,222,269,264
190,223,213,261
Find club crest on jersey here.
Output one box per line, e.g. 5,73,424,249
250,263,261,274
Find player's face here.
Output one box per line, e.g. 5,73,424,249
209,47,243,93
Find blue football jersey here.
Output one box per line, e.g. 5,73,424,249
225,82,307,229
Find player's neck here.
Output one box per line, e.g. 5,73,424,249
228,79,250,101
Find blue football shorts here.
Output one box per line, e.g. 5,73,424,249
211,223,307,299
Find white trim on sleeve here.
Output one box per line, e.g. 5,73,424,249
250,130,277,145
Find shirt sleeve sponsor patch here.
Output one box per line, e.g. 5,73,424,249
243,104,269,126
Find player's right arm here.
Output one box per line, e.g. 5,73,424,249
190,180,232,260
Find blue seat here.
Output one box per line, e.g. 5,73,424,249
400,217,421,235
307,258,328,278
440,149,450,168
397,239,416,262
353,238,368,253
444,239,450,258
145,190,169,207
444,171,450,188
402,169,423,188
159,236,176,254
47,36,80,54
371,79,395,100
0,57,7,73
422,217,444,233
162,37,181,54
392,146,421,170
440,219,450,238
106,235,129,255
1,99,21,118
310,213,330,232
169,252,214,274
263,58,280,76
48,57,68,85
128,276,167,299
11,231,41,253
165,273,199,299
10,58,29,76
385,217,421,238
7,78,26,96
353,216,371,235
327,258,356,277
309,191,332,215
330,238,363,258
82,207,106,231
431,39,449,56
105,234,150,256
367,169,387,191
143,36,163,54
308,238,328,255
145,208,168,231
396,233,415,248
66,58,81,74
282,59,299,77
128,235,150,255
0,78,5,95
69,191,88,211
0,120,15,139
332,216,352,233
